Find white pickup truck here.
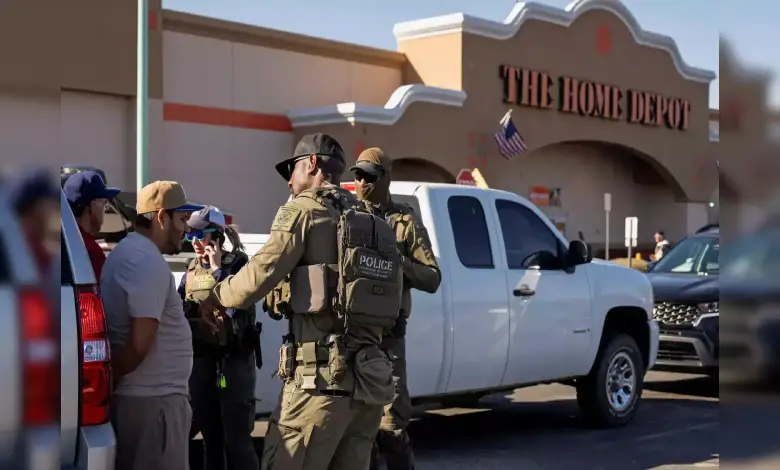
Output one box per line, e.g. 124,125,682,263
174,181,659,428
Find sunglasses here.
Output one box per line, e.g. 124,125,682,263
185,228,218,242
354,169,379,184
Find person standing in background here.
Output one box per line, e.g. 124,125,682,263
653,231,672,260
179,206,259,470
351,148,441,470
8,169,59,275
63,170,120,282
101,181,201,470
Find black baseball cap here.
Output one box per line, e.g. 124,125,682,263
63,170,120,207
275,133,346,181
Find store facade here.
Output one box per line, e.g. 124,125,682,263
1,0,718,245
291,0,717,250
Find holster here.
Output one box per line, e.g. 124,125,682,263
387,317,407,338
251,322,263,369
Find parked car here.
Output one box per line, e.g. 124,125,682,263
176,182,659,428
60,188,116,469
0,185,59,469
719,222,780,386
644,225,719,376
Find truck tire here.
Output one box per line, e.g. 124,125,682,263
576,333,644,428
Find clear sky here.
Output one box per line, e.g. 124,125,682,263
160,0,777,110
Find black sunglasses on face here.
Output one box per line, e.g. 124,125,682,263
288,155,314,179
354,170,379,184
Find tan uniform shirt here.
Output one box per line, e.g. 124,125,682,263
213,185,352,343
388,201,441,318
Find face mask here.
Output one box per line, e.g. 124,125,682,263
358,175,390,204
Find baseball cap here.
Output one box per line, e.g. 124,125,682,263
187,206,227,230
9,169,59,214
63,170,121,207
136,180,203,214
350,147,391,177
275,133,346,180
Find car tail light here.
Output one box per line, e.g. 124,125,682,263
18,288,58,427
77,285,112,426
340,182,356,193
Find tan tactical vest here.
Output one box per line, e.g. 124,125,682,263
185,252,255,349
266,186,400,404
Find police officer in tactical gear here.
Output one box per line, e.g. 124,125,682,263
352,148,442,470
197,133,403,470
177,206,260,470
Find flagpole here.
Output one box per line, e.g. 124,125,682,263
136,0,149,193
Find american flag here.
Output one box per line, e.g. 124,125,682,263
493,110,527,160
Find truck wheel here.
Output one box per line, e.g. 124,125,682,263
576,333,644,428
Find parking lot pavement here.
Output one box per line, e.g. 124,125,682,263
192,371,779,469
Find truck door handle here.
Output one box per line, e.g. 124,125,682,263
513,285,535,297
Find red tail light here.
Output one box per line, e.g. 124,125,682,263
18,288,58,426
77,285,112,426
340,182,356,193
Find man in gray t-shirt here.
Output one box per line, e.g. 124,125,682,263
101,181,201,470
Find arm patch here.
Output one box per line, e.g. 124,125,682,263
271,205,302,232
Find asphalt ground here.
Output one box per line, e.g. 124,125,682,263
190,371,780,469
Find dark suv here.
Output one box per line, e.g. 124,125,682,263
646,225,719,376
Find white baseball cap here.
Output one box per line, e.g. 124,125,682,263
187,206,227,230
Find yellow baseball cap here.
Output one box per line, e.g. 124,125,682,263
136,180,204,214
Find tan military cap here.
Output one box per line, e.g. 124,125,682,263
136,180,203,214
349,147,392,177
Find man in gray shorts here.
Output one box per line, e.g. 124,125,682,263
101,181,202,470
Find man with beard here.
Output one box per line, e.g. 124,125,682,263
101,181,202,470
351,148,441,470
198,134,401,470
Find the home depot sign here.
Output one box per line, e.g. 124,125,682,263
499,65,691,131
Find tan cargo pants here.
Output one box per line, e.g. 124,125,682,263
261,381,383,470
370,337,415,470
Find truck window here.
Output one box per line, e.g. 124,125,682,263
447,196,493,269
495,199,560,269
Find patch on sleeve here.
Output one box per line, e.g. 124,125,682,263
271,205,302,232
221,253,236,266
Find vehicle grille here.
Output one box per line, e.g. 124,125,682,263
653,302,701,326
658,341,699,362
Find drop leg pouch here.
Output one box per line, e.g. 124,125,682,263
353,345,394,406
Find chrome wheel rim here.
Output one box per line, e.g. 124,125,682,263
605,351,636,413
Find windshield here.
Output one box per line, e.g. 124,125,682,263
649,235,719,275
721,227,780,280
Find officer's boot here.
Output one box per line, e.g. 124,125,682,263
376,429,415,470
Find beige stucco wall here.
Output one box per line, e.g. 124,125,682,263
163,30,402,113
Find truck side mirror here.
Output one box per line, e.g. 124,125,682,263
567,240,591,265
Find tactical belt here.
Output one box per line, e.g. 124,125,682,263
295,342,329,390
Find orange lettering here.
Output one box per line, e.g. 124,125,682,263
500,65,519,104
594,84,610,118
560,77,580,113
612,87,623,120
642,93,655,125
628,90,644,123
579,82,596,116
540,73,554,109
665,99,681,129
655,95,668,127
680,100,691,130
